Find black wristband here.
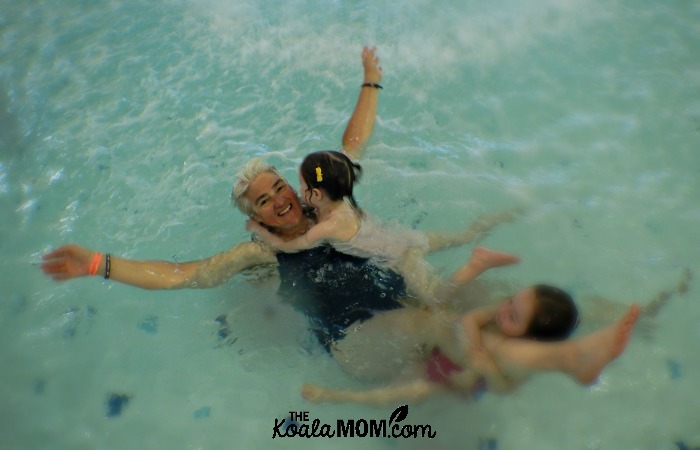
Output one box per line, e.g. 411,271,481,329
104,254,111,279
361,82,383,89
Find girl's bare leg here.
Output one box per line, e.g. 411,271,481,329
425,211,521,253
482,304,641,385
450,246,520,285
397,247,519,308
396,248,454,306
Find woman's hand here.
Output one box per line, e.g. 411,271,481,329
41,245,98,280
246,219,264,233
361,46,382,85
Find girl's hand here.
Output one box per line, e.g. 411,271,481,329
246,219,280,247
246,219,265,234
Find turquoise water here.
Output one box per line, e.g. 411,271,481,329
1,0,699,448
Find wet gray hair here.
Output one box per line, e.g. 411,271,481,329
231,157,282,216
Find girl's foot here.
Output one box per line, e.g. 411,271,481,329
570,304,641,385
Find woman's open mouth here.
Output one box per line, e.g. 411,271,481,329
277,204,292,216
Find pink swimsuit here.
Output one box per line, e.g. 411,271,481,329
425,347,462,385
425,347,488,398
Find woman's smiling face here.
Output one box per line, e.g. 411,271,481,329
246,171,303,230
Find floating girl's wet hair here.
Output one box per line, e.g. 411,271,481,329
526,284,580,341
300,151,363,212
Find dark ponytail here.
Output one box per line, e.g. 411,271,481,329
300,151,363,213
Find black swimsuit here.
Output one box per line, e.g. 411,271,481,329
276,244,406,350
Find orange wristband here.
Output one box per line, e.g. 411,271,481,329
89,252,103,276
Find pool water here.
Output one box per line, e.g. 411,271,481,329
1,0,699,448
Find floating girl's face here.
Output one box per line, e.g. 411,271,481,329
495,287,537,337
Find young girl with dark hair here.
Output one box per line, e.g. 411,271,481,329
301,285,639,407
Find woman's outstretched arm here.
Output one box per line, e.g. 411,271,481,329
41,241,277,290
341,46,383,160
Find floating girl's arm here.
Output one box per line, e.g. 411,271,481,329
467,347,517,394
460,306,498,351
246,221,317,252
458,308,516,393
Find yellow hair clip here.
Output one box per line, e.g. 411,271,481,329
316,166,323,182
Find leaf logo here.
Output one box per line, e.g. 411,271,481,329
389,405,409,425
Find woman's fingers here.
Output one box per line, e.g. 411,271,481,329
40,259,66,274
